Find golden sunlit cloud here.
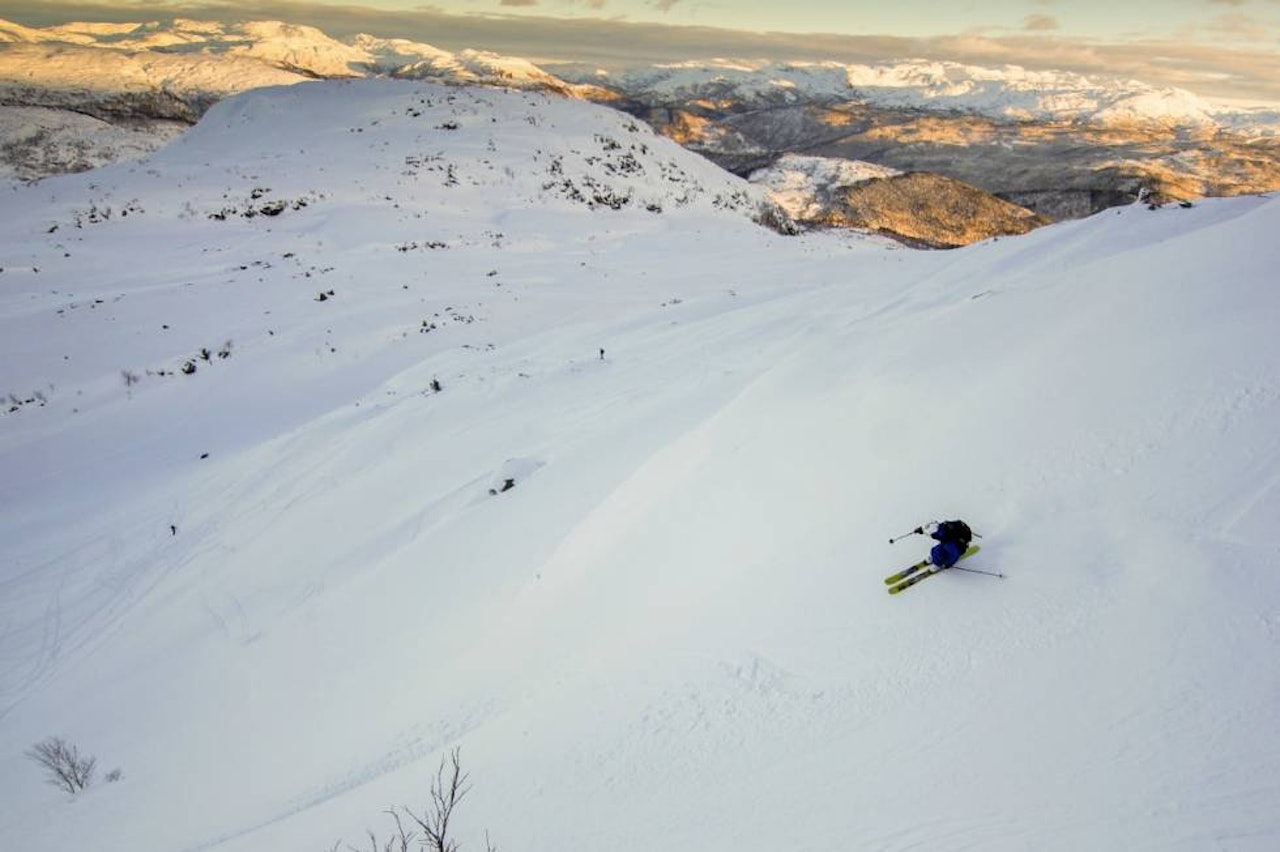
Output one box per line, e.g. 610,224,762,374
1195,12,1277,42
1023,14,1059,32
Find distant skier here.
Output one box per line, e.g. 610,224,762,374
916,519,974,569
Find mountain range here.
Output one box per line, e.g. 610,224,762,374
3,16,1280,245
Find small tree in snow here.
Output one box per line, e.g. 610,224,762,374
336,748,494,852
25,736,97,794
409,747,469,852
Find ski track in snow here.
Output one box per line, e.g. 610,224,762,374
0,80,1278,852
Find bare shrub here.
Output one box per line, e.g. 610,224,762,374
337,748,494,852
25,736,97,794
410,748,469,852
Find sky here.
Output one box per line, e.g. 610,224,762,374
6,0,1280,101
410,0,1279,44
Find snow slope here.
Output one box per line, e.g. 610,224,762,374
1,79,1279,852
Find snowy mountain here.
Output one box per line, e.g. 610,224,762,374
558,57,1280,133
2,77,1279,852
6,17,1278,131
0,17,603,182
0,18,598,93
5,16,1280,232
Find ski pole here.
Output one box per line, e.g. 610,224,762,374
889,521,937,544
888,527,924,544
952,565,1005,579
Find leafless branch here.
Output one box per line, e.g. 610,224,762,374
24,736,97,794
332,747,492,852
406,748,470,852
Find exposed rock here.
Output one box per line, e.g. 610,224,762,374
822,172,1051,248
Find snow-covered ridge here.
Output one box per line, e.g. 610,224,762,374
0,18,592,94
152,79,768,221
4,17,1279,134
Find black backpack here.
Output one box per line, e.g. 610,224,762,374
934,520,973,548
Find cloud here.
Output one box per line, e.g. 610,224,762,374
499,0,538,6
8,0,1280,103
1208,0,1246,6
1200,12,1276,41
651,0,682,11
930,30,1280,101
1023,14,1059,32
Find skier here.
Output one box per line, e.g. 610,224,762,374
916,519,974,569
885,519,998,593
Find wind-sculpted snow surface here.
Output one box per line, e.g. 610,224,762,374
0,79,1278,852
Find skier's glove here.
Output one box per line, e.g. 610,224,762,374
914,526,924,535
